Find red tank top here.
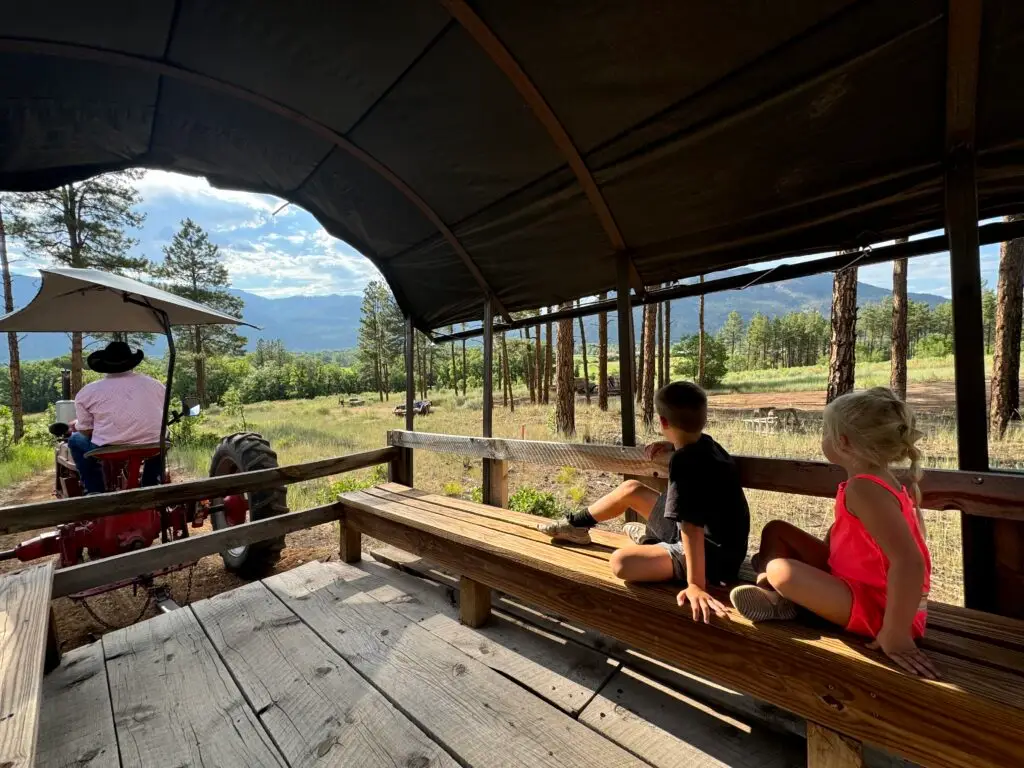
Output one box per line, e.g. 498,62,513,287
828,474,931,594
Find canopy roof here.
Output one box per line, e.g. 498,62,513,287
1,2,1022,330
0,268,253,332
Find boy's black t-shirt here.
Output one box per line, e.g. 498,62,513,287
663,435,750,583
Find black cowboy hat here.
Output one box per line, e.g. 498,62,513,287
86,341,145,374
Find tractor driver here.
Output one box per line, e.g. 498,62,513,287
67,341,166,493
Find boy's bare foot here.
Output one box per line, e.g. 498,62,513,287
622,522,647,545
538,518,593,544
729,585,798,622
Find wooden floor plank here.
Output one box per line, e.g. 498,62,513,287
193,580,457,768
266,561,645,768
368,545,912,768
103,608,285,768
0,561,54,768
37,641,119,768
341,490,1024,768
580,667,805,768
351,556,620,715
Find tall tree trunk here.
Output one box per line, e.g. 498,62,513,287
195,327,208,407
534,321,542,404
70,332,83,396
698,275,706,388
544,315,553,404
524,327,536,403
597,292,609,411
640,304,657,426
891,242,909,400
502,332,514,412
577,300,590,405
664,296,671,385
990,215,1024,438
498,333,507,407
636,308,645,402
0,206,23,441
555,303,575,435
657,297,664,388
827,263,858,404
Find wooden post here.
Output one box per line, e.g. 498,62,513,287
459,575,491,628
617,254,639,522
339,515,361,564
807,723,864,768
389,315,415,489
942,0,1023,615
481,299,499,505
485,459,508,508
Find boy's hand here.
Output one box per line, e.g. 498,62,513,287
643,441,674,463
677,585,727,623
867,630,939,679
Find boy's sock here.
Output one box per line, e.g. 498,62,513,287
566,509,598,528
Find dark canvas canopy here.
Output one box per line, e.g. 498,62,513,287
1,1,1023,330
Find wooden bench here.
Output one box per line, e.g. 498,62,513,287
337,483,1024,768
0,561,56,768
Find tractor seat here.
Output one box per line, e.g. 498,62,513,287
85,443,162,461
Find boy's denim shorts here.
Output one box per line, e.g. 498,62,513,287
655,541,687,581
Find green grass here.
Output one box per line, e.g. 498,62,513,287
720,355,967,393
0,443,53,488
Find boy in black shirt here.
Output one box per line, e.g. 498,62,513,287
539,381,750,622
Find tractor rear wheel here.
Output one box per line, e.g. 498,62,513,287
208,432,288,577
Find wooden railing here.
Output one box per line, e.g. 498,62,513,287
388,431,1024,520
0,447,399,595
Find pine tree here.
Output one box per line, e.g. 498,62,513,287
577,299,590,405
827,262,858,404
357,281,402,401
160,219,244,406
640,303,657,426
697,275,706,388
555,303,575,435
6,170,147,394
891,240,909,400
991,215,1024,438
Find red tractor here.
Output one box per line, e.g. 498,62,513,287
0,268,288,601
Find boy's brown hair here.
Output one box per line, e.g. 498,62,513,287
655,381,708,433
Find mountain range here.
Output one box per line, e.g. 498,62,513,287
1,270,946,362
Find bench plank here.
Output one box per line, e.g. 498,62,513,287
355,556,620,715
36,641,119,768
580,667,804,768
0,561,54,768
192,581,458,768
103,608,285,768
366,485,618,559
340,488,1024,768
266,561,645,767
375,483,627,550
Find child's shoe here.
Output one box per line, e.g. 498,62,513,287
729,585,798,622
538,518,593,544
622,522,648,545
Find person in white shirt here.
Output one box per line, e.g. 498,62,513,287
68,341,165,492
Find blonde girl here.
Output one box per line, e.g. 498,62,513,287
730,387,937,678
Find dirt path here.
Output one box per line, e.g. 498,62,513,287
1,468,346,652
708,381,963,412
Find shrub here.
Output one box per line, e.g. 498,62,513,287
568,485,587,505
314,465,387,504
509,486,564,518
442,481,464,497
555,466,577,485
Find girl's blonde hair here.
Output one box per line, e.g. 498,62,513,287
823,387,926,530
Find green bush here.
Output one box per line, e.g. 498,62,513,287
314,465,387,504
442,481,464,497
508,486,564,518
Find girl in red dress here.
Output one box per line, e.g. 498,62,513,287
730,387,937,678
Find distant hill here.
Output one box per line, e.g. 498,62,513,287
1,270,946,362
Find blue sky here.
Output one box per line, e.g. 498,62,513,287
8,170,1003,300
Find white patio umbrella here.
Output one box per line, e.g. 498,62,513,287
0,267,255,332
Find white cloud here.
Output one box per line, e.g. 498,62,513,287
135,170,288,214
